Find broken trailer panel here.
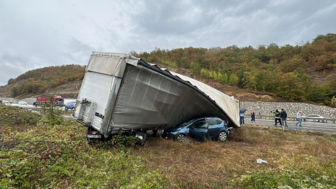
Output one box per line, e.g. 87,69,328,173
74,52,240,140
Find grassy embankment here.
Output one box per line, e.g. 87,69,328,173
0,105,335,188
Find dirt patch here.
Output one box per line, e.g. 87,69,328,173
305,65,335,85
43,78,82,98
236,93,275,102
0,79,27,97
130,126,336,187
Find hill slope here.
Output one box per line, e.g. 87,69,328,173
1,33,336,104
0,65,85,98
0,63,288,102
155,63,288,102
135,33,336,105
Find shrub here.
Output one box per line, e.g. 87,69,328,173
0,106,41,125
40,101,64,126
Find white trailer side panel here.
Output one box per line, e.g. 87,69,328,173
76,71,115,131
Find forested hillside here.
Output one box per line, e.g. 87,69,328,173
135,33,336,105
3,34,336,105
8,65,85,97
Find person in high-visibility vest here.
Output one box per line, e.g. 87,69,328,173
10,100,12,104
271,109,282,126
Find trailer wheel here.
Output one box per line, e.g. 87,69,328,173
151,130,158,137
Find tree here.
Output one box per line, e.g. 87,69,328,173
134,33,336,104
237,69,245,88
8,78,14,85
280,55,303,73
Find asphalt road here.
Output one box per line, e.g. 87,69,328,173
242,117,336,133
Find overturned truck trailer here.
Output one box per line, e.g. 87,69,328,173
74,52,240,141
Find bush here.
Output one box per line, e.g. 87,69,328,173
40,101,64,126
0,121,167,188
0,106,41,125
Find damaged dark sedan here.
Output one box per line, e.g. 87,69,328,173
162,117,233,141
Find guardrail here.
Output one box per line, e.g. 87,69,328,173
242,114,336,133
244,114,336,124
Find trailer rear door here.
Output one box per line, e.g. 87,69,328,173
75,71,116,131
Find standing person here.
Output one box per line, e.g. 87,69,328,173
10,99,12,104
296,110,302,127
250,109,258,126
271,109,282,127
240,112,245,125
280,109,288,128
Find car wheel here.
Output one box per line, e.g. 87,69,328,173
176,134,185,141
219,131,228,141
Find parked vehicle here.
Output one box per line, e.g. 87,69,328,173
74,52,240,144
65,102,76,110
53,96,64,106
162,117,233,141
33,95,64,106
2,100,9,105
302,114,326,122
18,101,28,105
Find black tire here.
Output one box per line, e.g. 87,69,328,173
152,130,158,137
218,131,228,141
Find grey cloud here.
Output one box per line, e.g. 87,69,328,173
131,0,237,35
0,54,29,86
63,37,95,64
1,0,336,86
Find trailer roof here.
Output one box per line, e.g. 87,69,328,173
88,52,240,128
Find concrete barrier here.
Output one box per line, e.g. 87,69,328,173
240,102,336,119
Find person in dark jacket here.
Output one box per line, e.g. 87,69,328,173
271,109,282,126
280,109,288,127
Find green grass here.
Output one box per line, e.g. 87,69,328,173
0,106,335,188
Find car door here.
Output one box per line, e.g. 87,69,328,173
207,118,222,138
307,115,314,122
189,120,209,141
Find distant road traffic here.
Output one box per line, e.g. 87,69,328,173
243,117,336,133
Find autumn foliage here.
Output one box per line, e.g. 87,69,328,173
10,65,85,97
136,33,336,105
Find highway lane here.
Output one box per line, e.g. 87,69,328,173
242,117,336,133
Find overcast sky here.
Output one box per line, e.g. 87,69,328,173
1,0,336,86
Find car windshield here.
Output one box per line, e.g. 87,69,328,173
178,119,195,127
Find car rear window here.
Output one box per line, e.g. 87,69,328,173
207,118,218,125
207,118,223,125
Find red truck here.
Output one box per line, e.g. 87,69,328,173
33,95,64,106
